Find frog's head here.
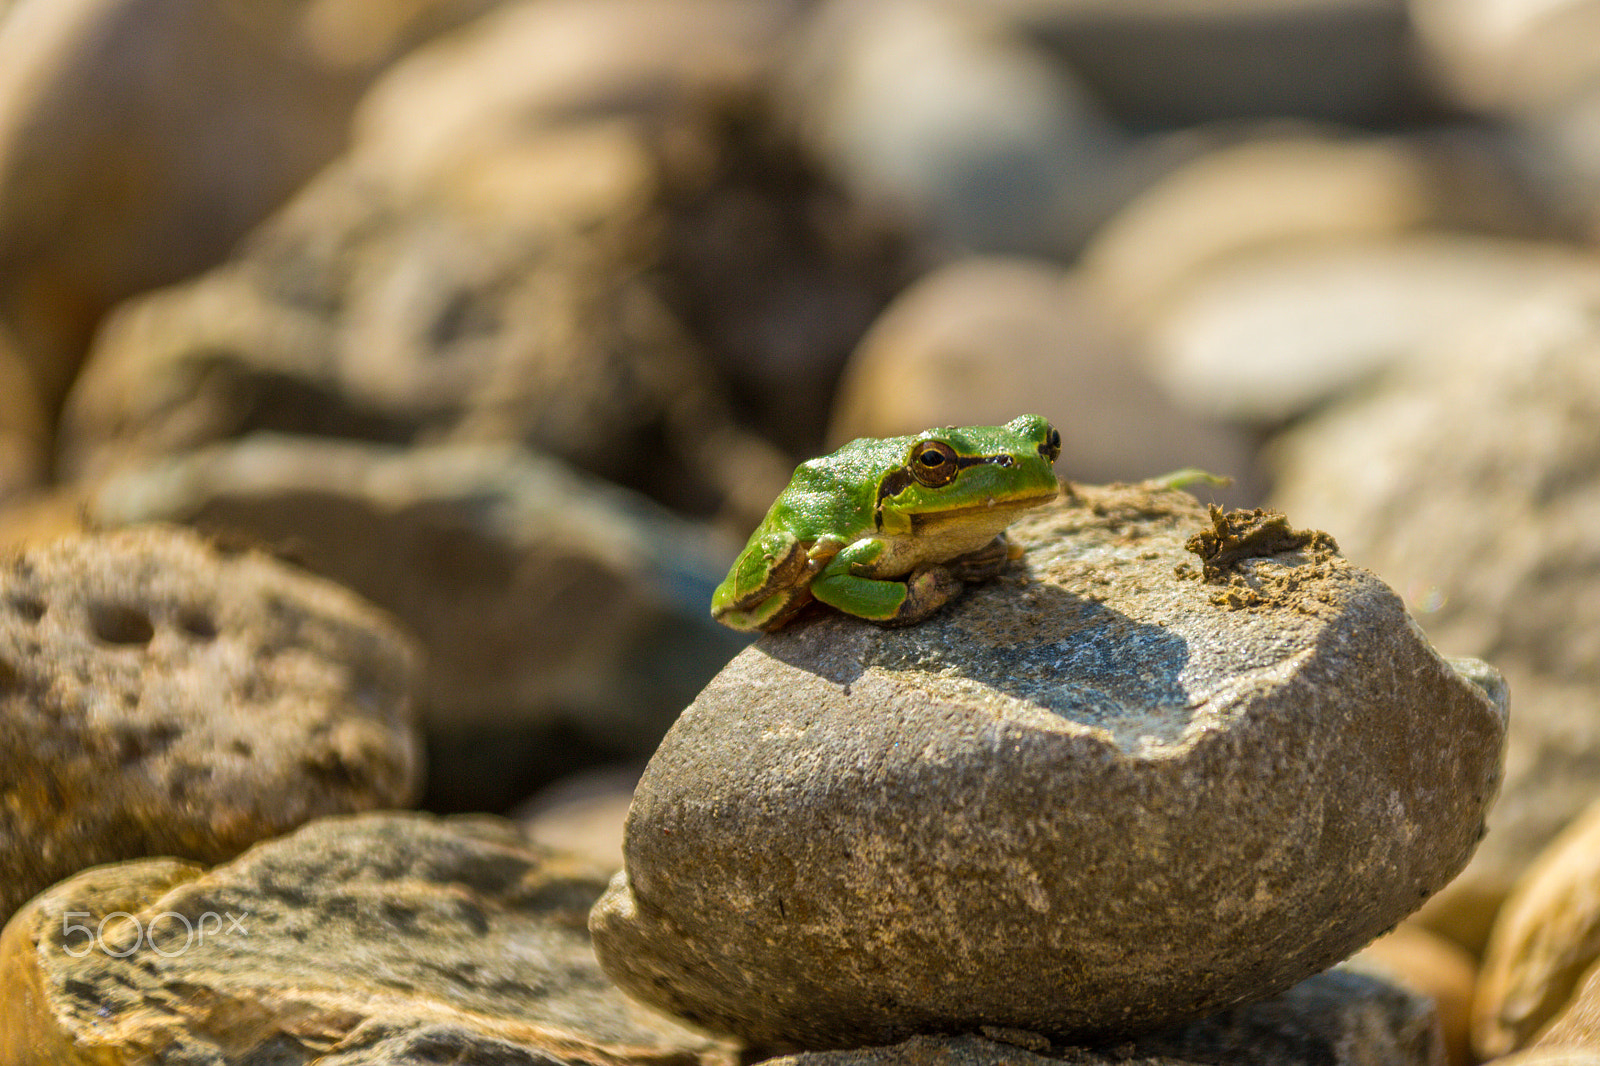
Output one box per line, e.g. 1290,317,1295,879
875,414,1061,534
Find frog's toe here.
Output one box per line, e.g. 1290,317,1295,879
882,565,965,627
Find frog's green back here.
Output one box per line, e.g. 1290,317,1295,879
758,433,910,543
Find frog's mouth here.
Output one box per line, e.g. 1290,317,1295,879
904,488,1059,530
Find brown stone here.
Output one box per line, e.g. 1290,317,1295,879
590,483,1507,1049
0,811,731,1065
0,525,421,926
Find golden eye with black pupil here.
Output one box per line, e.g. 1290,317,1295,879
1040,426,1062,462
911,441,959,487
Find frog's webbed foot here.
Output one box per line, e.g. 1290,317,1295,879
877,564,966,627
944,533,1017,583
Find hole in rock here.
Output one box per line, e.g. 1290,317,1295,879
178,608,218,641
89,602,156,646
9,596,44,622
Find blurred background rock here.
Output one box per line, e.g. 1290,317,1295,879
2,0,1599,987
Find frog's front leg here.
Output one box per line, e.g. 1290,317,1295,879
809,539,961,625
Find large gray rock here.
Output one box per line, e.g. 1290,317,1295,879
590,483,1507,1049
1272,283,1600,950
0,525,421,927
0,812,732,1066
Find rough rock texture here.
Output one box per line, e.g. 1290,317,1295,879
80,435,748,812
0,525,421,926
755,968,1445,1066
1272,284,1600,950
826,258,1260,504
590,483,1508,1049
0,0,495,412
1349,925,1478,1066
1474,800,1600,1059
0,812,732,1066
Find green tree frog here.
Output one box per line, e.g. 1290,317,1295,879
712,414,1062,631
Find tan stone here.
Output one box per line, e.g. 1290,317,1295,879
1475,801,1600,1058
1082,132,1538,322
0,525,422,926
0,811,732,1065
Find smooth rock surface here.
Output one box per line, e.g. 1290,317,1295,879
590,483,1507,1049
1082,131,1542,323
518,766,641,874
777,0,1129,257
827,258,1261,504
0,525,421,926
1272,284,1600,950
1474,800,1600,1059
1489,1052,1600,1066
81,435,748,812
966,0,1417,127
0,812,732,1066
1144,236,1600,424
0,0,493,412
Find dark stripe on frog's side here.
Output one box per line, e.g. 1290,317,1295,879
872,453,1019,530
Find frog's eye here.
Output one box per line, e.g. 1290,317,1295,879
911,441,960,487
1040,425,1062,463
